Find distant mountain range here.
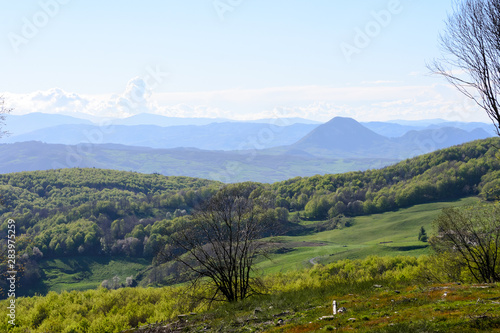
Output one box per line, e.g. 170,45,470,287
279,117,492,159
5,112,320,133
0,114,495,182
363,120,496,138
5,123,318,151
113,113,321,126
4,112,496,151
4,113,93,135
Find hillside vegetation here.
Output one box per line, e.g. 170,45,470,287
0,138,499,297
2,255,500,332
273,138,500,219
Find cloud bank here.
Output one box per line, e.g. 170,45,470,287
1,78,490,123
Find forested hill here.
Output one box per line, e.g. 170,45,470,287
272,137,500,219
0,168,218,198
0,138,498,276
0,170,221,258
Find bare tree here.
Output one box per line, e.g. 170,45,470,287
112,275,121,289
430,203,500,283
429,0,500,135
164,184,273,302
0,96,12,138
101,279,110,289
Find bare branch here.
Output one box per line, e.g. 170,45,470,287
429,0,500,136
0,96,12,138
432,203,500,283
162,184,274,302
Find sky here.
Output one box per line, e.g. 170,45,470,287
0,0,491,123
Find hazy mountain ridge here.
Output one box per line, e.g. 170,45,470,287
0,114,494,182
4,113,495,153
363,120,496,137
4,113,93,135
396,127,492,153
5,122,319,151
5,112,319,133
277,117,492,159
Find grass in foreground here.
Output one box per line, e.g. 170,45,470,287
161,282,500,333
4,254,500,333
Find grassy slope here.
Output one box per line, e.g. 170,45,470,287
26,257,150,295
258,197,479,274
32,197,479,294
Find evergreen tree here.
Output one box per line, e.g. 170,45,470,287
418,226,428,242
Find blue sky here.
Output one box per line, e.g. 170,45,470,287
0,0,489,122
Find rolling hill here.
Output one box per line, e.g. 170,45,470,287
0,137,499,299
0,141,395,183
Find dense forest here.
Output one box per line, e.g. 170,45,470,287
0,170,220,257
0,138,499,297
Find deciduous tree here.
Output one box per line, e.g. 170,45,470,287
431,203,500,283
164,184,271,302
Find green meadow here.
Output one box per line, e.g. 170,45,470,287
258,197,479,274
25,257,150,296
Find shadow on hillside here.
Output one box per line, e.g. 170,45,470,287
388,245,429,251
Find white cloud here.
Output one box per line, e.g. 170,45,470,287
0,80,491,123
116,77,151,115
32,88,88,107
2,77,159,119
3,88,90,115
